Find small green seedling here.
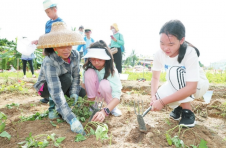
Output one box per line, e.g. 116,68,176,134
57,119,64,123
0,131,11,140
75,134,87,142
18,133,65,148
75,121,109,142
5,103,20,109
50,121,57,127
19,111,48,122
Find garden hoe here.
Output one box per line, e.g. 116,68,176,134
134,100,152,132
89,97,104,121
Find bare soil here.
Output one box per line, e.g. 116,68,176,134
0,79,226,148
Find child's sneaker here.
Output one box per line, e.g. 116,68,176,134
70,118,86,135
111,107,122,117
32,75,36,78
23,75,27,79
179,109,196,127
170,106,182,120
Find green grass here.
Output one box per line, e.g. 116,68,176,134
206,72,226,84
0,71,39,79
1,70,226,84
123,71,166,82
123,70,226,84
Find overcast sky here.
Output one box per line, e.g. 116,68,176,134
0,0,226,66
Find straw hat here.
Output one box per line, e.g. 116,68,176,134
37,22,85,49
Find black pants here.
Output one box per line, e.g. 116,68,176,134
79,52,83,62
40,73,86,98
22,60,34,75
112,47,122,73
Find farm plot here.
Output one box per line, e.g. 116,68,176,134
0,78,226,148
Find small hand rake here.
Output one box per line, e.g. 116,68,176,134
134,100,152,132
89,97,104,121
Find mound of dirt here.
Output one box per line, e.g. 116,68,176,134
126,124,152,143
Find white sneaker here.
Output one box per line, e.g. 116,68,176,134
23,75,27,79
111,107,122,117
32,75,36,78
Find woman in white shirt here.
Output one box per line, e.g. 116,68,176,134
150,20,201,127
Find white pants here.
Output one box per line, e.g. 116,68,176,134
155,66,194,109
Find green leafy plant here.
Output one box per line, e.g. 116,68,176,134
18,133,65,148
75,134,87,142
50,121,57,127
0,131,11,140
0,112,7,133
75,121,109,142
19,111,48,122
171,136,185,148
198,139,208,148
57,119,64,123
0,112,11,140
66,95,94,122
165,125,208,148
5,103,20,109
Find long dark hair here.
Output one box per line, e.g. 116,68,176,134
159,20,200,63
44,48,54,56
83,40,115,79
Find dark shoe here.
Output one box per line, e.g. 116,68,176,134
179,109,196,127
40,98,49,103
170,106,182,120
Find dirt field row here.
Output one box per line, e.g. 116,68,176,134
0,80,226,147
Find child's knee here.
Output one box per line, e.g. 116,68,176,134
84,69,97,80
99,80,111,93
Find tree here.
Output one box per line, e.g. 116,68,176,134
124,49,139,66
71,27,76,31
0,38,43,70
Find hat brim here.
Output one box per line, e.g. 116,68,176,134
37,22,85,49
82,48,111,60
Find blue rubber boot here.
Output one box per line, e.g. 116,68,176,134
48,99,60,119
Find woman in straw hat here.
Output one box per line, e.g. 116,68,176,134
34,22,86,134
82,40,122,122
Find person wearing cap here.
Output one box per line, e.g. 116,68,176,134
78,26,84,36
77,28,95,62
82,40,122,122
34,22,86,134
110,23,124,74
31,0,64,104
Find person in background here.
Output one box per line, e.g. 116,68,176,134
34,22,86,134
78,25,84,36
82,40,122,122
21,53,36,79
110,23,124,75
77,28,95,62
31,0,64,104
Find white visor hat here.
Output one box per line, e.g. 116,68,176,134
82,48,111,60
